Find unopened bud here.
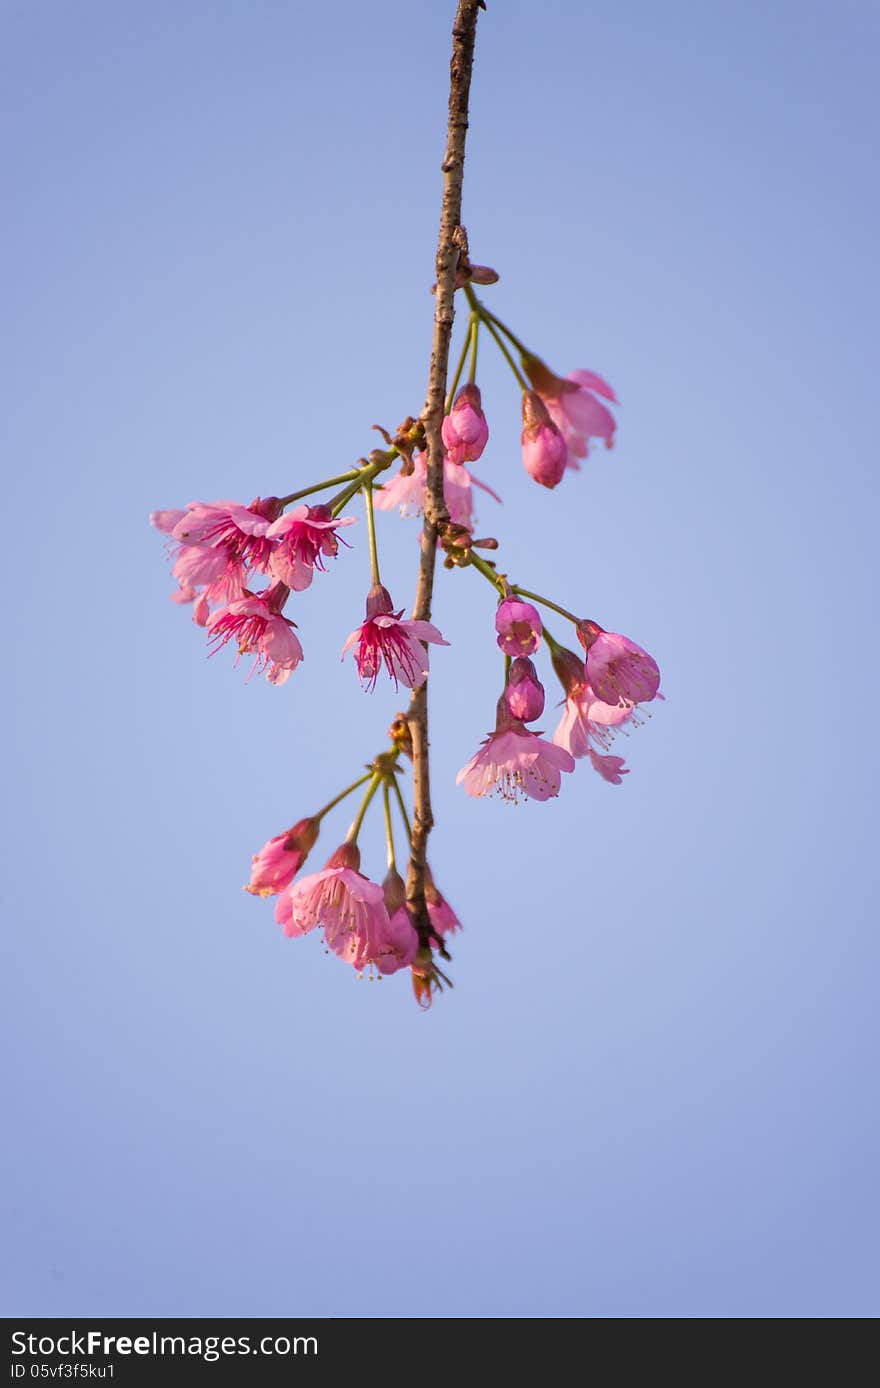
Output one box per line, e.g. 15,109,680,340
382,868,407,916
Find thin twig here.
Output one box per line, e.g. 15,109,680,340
405,0,482,940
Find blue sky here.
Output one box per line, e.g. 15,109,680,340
2,0,878,1317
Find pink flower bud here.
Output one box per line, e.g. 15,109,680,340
504,656,545,722
382,868,407,917
495,598,542,657
521,391,567,489
441,384,489,465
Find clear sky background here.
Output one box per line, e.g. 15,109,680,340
3,0,877,1318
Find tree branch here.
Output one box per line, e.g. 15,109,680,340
406,0,482,938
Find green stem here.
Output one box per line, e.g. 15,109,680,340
382,784,396,871
513,585,580,625
445,318,474,412
390,775,413,842
330,452,399,518
364,481,381,586
315,771,374,821
278,471,361,507
541,623,563,654
468,315,479,384
346,773,381,844
480,305,529,356
481,314,529,390
468,550,506,594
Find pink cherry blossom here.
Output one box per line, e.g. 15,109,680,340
266,504,355,591
541,370,618,470
376,908,420,975
504,656,545,722
171,496,283,574
276,843,392,973
151,504,255,617
373,451,499,531
425,873,461,944
206,581,303,685
442,384,489,465
457,699,575,803
495,598,542,657
245,817,320,897
553,684,630,760
521,390,567,489
342,584,448,691
577,620,661,706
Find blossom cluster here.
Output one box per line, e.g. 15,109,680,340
151,265,661,1004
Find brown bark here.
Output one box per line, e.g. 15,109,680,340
405,0,482,934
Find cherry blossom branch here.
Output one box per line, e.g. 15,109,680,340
405,0,483,939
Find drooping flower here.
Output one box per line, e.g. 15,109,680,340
266,504,355,591
151,501,270,617
504,656,545,722
373,451,499,531
495,598,542,657
377,908,420,976
342,584,448,692
551,645,631,757
442,384,489,465
245,817,320,897
206,580,303,685
541,369,618,470
457,698,575,803
521,390,568,489
276,842,392,973
171,496,283,573
576,620,661,706
425,871,461,944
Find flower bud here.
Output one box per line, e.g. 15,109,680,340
382,868,407,917
495,596,542,657
505,656,545,722
521,391,567,489
441,384,489,465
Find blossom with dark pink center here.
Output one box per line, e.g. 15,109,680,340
206,581,303,685
275,843,392,973
577,620,661,706
504,656,545,722
457,698,575,803
495,597,542,657
442,384,489,465
171,496,283,574
245,817,320,897
342,584,448,691
521,390,568,489
151,502,267,618
265,504,355,591
373,451,499,532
